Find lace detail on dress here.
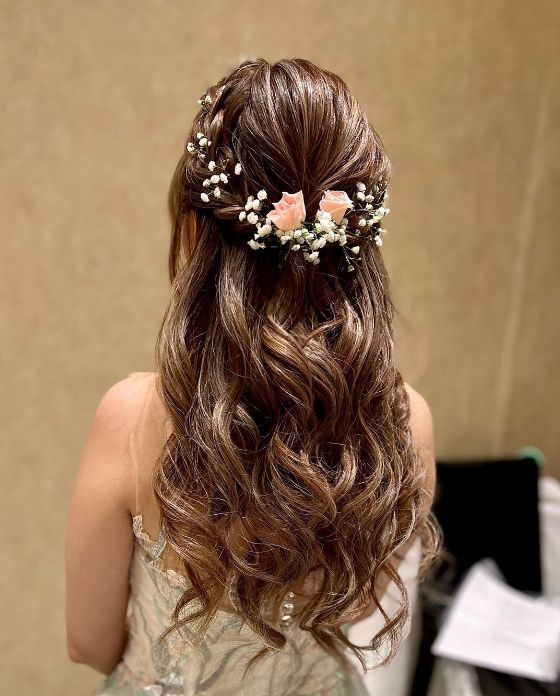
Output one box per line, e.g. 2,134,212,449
131,512,303,626
132,513,189,590
95,512,370,695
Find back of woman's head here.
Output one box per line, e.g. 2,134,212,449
155,57,438,671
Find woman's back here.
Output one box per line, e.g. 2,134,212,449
95,372,377,695
94,371,430,695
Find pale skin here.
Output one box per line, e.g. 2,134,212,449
65,377,435,675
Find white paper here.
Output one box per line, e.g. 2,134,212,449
431,559,560,683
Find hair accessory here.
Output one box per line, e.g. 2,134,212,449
185,132,388,271
197,93,212,110
241,184,389,271
186,131,242,203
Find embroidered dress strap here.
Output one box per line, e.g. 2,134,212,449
132,513,167,561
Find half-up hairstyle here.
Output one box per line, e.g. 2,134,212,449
154,57,439,673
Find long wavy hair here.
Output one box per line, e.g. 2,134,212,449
153,57,439,672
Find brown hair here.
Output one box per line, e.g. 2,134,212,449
154,58,439,672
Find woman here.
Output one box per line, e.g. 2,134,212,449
65,58,439,695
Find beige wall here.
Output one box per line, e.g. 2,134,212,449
1,1,559,692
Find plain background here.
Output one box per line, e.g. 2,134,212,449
1,1,559,693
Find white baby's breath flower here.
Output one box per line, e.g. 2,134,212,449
307,251,319,262
213,187,221,198
357,182,366,192
375,237,383,246
204,95,211,104
350,245,360,254
311,237,326,250
207,140,212,146
252,199,261,211
315,212,334,232
365,204,373,211
198,137,208,146
257,190,267,201
248,239,264,249
356,192,365,202
187,142,195,153
219,173,228,183
247,212,259,224
280,235,292,244
239,211,247,221
292,244,301,251
196,132,204,139
257,224,272,237
203,179,211,187
234,163,242,175
339,233,347,245
365,194,374,203
208,161,216,171
293,229,303,239
210,174,220,184
201,192,210,203
358,218,367,227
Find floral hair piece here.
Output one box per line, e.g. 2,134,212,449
240,184,389,271
186,131,242,203
197,93,212,111
185,131,389,272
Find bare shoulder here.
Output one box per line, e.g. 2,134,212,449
82,372,159,512
95,372,156,424
404,383,433,441
88,372,159,464
404,381,436,497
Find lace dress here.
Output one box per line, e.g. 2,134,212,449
94,512,371,696
94,373,371,695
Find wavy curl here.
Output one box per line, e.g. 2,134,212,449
153,58,440,674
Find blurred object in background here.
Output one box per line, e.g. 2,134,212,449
409,451,560,696
432,453,542,593
432,559,560,682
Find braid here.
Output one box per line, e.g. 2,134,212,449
183,79,252,236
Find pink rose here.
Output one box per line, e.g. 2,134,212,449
319,190,353,224
266,191,306,231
